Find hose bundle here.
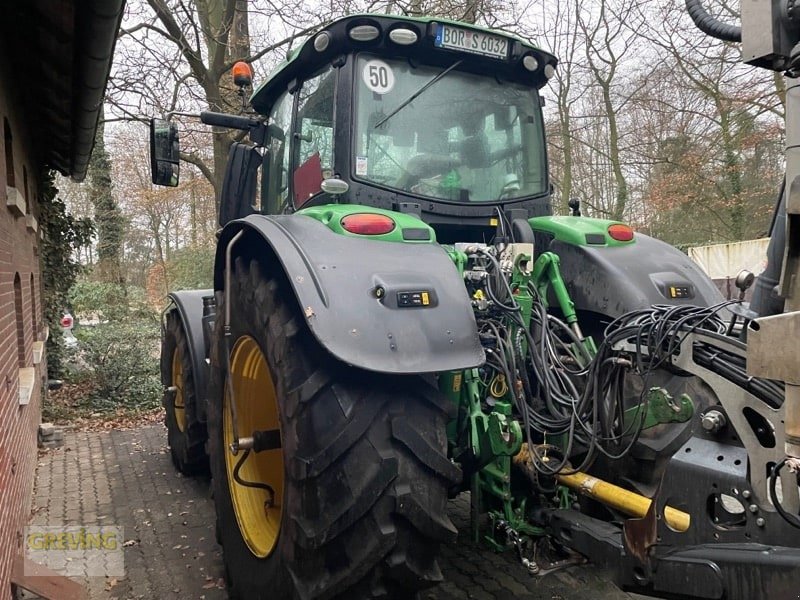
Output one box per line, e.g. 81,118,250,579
474,250,755,478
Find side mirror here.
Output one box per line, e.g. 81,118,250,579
219,142,262,226
149,118,180,187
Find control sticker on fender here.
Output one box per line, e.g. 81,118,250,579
397,290,433,308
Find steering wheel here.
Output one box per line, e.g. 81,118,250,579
396,154,461,191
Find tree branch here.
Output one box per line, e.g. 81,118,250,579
146,0,208,86
179,151,216,190
220,24,320,74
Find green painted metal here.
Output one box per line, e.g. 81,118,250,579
444,246,468,276
510,252,534,342
441,246,546,552
439,370,464,450
297,204,436,243
529,215,635,247
531,252,576,323
530,251,597,358
441,241,596,554
557,486,573,510
439,360,541,549
624,387,695,431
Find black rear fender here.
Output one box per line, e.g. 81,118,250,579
546,233,724,319
162,289,213,422
214,214,484,374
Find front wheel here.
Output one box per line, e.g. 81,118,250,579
208,253,461,600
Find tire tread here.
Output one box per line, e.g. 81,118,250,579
210,254,459,600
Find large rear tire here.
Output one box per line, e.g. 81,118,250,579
161,311,208,475
208,254,461,600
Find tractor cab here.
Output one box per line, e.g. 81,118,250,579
256,15,557,243
152,15,558,243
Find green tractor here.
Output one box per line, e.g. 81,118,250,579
151,9,800,600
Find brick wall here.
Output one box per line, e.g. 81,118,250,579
0,47,46,598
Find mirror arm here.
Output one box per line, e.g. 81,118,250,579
159,111,268,145
200,111,259,130
166,110,201,120
199,111,268,145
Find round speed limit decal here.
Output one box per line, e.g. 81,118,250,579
362,59,395,94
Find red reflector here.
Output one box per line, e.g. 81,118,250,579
60,316,73,328
340,213,395,235
608,224,634,242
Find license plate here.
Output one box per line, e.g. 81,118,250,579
435,24,509,60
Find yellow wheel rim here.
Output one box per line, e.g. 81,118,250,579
171,348,186,432
224,336,284,558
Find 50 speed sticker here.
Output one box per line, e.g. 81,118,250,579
362,59,395,94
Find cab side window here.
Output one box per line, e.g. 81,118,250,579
292,67,335,207
265,91,293,214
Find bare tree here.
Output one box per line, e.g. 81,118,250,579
536,0,587,213
633,0,780,241
109,0,322,203
576,0,643,220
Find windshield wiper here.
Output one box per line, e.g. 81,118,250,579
374,60,463,129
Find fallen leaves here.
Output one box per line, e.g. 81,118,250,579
44,382,165,431
202,577,225,589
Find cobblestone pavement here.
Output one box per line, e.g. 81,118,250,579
29,425,634,600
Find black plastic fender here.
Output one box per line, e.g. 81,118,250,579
546,233,724,318
214,214,485,374
163,289,213,422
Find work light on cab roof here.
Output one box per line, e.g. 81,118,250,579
249,14,559,116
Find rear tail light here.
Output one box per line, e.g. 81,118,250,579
341,213,395,235
60,315,73,328
608,224,634,242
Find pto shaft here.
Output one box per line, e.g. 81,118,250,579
555,471,690,532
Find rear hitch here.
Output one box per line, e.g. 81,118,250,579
493,519,585,577
494,519,538,575
530,538,585,576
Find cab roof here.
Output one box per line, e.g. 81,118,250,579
250,13,557,114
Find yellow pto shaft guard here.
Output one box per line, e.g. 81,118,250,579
555,471,690,532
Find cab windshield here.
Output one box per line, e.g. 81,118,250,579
353,55,547,203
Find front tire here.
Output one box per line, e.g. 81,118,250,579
209,253,461,600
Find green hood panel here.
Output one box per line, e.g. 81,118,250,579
529,215,635,247
298,204,436,243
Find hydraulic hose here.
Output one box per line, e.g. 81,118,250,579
685,0,742,42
